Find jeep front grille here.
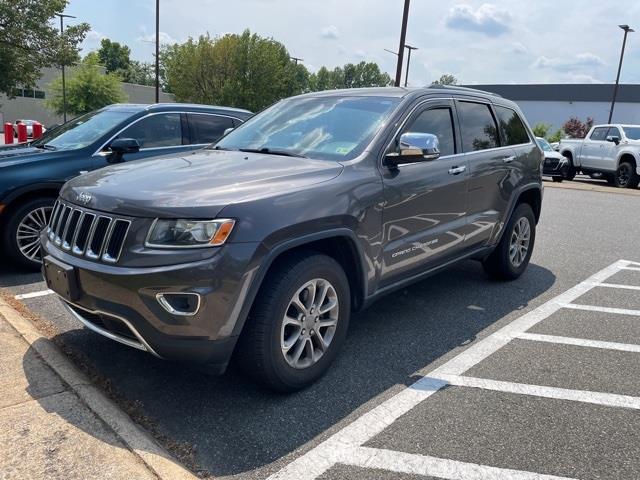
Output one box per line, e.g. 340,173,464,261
47,200,131,263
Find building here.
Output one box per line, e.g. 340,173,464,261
0,67,174,129
464,84,640,132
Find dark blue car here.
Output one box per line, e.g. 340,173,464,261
0,103,252,269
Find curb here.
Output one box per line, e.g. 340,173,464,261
0,296,198,480
544,179,640,196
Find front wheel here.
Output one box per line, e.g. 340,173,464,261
237,252,351,392
483,203,536,281
614,162,639,188
2,197,55,270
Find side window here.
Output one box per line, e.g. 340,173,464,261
590,127,608,141
117,113,182,148
494,105,530,146
457,102,499,152
403,107,456,156
188,114,235,144
607,127,621,139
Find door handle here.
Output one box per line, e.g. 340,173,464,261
448,165,466,175
503,155,516,163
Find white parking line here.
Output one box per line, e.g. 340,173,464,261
564,303,640,317
517,332,640,353
431,374,640,410
621,267,640,272
269,260,635,480
341,447,576,480
597,283,640,291
14,289,54,300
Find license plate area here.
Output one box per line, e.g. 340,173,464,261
43,255,80,302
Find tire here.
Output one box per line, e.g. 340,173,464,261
2,197,55,271
482,203,536,281
236,251,351,392
614,162,639,189
552,176,563,183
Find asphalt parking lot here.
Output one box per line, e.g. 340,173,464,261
2,183,640,480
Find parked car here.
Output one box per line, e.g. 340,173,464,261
41,86,543,391
13,119,47,138
559,124,640,188
537,137,569,182
0,103,252,269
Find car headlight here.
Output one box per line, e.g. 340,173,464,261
145,219,235,248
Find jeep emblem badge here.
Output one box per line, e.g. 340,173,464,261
77,192,92,205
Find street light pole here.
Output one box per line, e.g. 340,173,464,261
155,0,160,103
404,44,418,87
608,24,634,123
394,0,410,87
290,56,304,65
55,13,76,123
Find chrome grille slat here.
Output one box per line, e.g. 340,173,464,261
48,200,129,264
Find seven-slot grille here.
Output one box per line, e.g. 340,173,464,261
47,200,131,263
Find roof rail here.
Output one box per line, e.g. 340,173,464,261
427,84,502,97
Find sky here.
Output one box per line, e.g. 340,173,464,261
67,0,640,86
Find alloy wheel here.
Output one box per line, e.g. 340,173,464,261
281,278,339,369
617,164,631,187
509,217,531,268
16,206,52,262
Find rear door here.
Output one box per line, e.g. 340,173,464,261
379,99,469,285
456,100,513,248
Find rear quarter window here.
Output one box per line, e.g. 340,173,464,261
188,114,235,144
494,105,530,146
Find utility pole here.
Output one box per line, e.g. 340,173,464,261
608,24,634,123
155,0,160,103
404,44,418,87
394,0,411,87
55,13,76,123
290,56,304,65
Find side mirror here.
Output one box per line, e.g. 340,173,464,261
107,138,140,163
385,132,441,168
606,135,620,145
223,127,235,137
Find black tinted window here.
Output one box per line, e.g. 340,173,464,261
188,114,235,144
495,106,529,146
590,127,608,141
404,108,456,156
458,102,499,152
118,113,182,148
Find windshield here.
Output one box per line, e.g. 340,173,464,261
536,138,553,152
623,127,640,140
32,109,132,150
214,96,401,161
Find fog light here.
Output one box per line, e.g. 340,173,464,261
156,292,201,316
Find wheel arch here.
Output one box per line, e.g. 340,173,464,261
617,151,638,170
1,182,62,219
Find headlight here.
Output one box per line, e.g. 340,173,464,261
145,219,235,248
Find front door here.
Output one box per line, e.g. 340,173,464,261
582,126,609,169
379,100,469,286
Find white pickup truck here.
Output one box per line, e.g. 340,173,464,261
559,124,640,188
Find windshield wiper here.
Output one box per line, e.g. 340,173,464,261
239,147,307,158
34,144,57,151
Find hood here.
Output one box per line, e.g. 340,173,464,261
0,145,53,165
544,150,565,160
61,149,344,218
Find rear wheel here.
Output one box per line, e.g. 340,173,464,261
483,203,536,281
614,162,639,188
237,252,351,392
2,197,55,270
552,176,563,183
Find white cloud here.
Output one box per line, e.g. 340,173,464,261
320,25,339,39
532,52,605,71
137,31,179,45
445,3,511,37
510,42,528,55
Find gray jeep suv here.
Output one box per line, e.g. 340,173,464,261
41,86,543,391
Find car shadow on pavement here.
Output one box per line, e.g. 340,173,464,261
0,262,42,288
23,259,555,478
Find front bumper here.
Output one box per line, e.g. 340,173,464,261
542,157,568,177
41,233,260,372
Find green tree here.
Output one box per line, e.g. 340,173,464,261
431,74,459,86
46,58,126,116
548,129,564,143
532,122,551,138
309,62,392,91
0,0,89,97
97,38,131,74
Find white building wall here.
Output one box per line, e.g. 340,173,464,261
514,100,640,132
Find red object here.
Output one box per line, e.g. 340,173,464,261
3,123,13,144
17,122,27,143
32,121,43,139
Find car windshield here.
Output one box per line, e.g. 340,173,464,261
536,138,553,152
214,96,401,161
623,127,640,140
32,109,132,150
